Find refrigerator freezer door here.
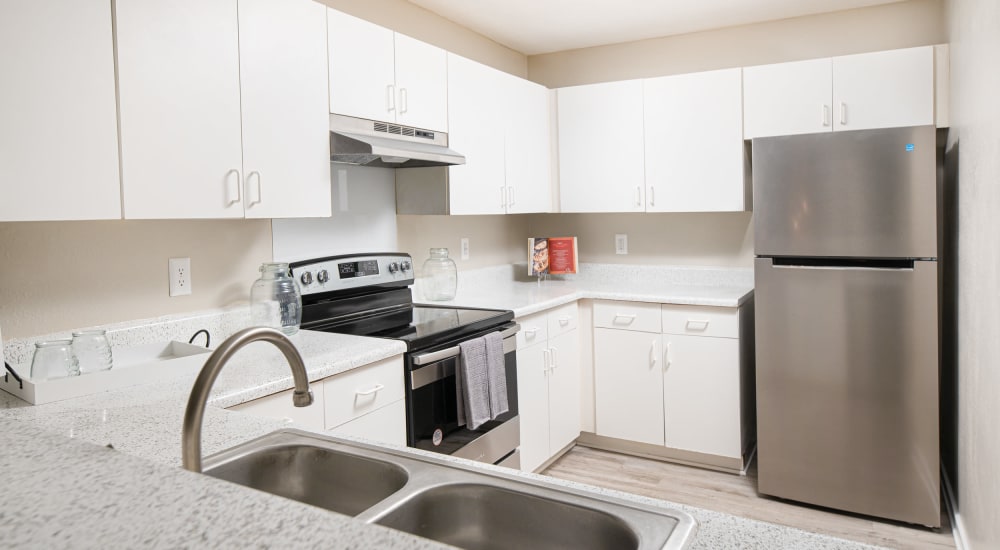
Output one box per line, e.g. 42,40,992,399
753,126,937,259
754,257,940,527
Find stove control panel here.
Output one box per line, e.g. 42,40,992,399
290,253,413,296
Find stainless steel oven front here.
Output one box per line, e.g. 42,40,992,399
404,323,520,467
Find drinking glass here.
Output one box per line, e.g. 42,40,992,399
72,329,113,373
30,340,80,380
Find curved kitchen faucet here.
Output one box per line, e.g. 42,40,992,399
181,327,313,472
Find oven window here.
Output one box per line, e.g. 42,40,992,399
407,351,518,455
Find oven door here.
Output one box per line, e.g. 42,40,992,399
406,323,519,465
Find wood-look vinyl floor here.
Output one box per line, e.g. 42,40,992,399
542,446,955,549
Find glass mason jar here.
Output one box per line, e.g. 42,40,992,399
250,262,302,336
71,329,113,373
421,248,458,301
30,340,80,380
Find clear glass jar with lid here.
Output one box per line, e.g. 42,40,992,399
421,248,458,301
250,262,302,335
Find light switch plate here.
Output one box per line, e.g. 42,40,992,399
460,238,470,260
168,257,192,296
615,234,628,255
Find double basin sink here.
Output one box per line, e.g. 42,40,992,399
203,429,697,550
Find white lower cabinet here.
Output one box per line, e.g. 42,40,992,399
593,300,750,467
516,303,581,472
227,355,406,447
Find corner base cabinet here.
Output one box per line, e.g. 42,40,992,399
592,299,755,472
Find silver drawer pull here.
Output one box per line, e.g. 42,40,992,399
685,319,710,331
356,383,384,396
524,326,540,337
613,314,637,324
557,316,571,326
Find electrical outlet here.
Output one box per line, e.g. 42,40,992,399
168,257,192,296
460,238,470,260
615,234,628,255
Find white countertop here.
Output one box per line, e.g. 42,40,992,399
0,265,883,550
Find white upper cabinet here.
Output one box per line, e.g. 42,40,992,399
328,9,448,132
446,53,508,215
503,74,552,214
558,80,646,213
0,0,121,221
118,0,330,219
744,46,936,139
238,0,331,219
831,46,934,132
743,58,833,139
643,68,746,212
393,33,449,132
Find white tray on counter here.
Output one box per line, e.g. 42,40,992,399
0,341,211,405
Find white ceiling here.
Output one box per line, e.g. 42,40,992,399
405,0,906,55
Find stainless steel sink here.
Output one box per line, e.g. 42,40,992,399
204,443,408,517
203,430,696,549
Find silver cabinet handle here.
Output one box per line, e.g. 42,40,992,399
550,347,558,370
400,87,408,114
664,342,672,370
634,185,642,207
508,186,515,207
524,326,540,340
500,186,506,209
685,319,710,331
648,186,655,207
822,105,831,127
356,383,384,396
542,348,551,374
557,316,571,326
227,169,242,205
386,84,396,112
649,340,658,368
247,171,262,206
839,102,847,125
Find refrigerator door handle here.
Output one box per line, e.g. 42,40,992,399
769,258,916,270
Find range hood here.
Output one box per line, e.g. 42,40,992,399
330,114,465,168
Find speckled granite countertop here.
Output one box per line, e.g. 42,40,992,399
0,266,885,549
419,263,755,317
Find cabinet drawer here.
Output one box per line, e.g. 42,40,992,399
547,302,579,337
593,300,661,333
661,304,738,338
328,399,406,446
229,383,326,431
516,311,549,349
324,355,405,429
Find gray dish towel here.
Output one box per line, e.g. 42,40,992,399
456,331,508,430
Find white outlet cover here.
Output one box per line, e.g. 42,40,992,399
168,257,192,296
615,234,628,255
460,238,470,260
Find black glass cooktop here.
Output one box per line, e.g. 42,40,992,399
371,304,514,351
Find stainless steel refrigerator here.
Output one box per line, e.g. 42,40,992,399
752,125,940,527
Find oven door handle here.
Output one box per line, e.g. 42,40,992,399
411,324,519,366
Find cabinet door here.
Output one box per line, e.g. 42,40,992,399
229,383,326,431
446,53,507,215
662,334,741,458
239,0,331,219
644,69,745,212
504,75,552,214
516,343,551,473
743,58,833,139
832,46,934,132
394,33,448,132
327,9,396,123
594,329,664,445
558,80,645,213
117,0,245,219
0,0,121,221
548,329,581,454
329,400,407,446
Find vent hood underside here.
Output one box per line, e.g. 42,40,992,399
329,114,465,169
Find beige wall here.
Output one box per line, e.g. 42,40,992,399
526,213,754,267
0,220,272,339
529,0,947,88
318,0,527,77
396,215,525,272
944,0,1000,548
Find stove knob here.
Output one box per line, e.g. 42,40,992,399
317,269,329,284
400,260,412,272
300,271,313,285
388,262,399,274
